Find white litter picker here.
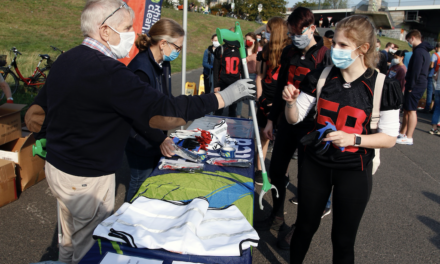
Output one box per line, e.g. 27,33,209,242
216,22,279,210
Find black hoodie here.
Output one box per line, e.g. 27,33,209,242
405,41,434,92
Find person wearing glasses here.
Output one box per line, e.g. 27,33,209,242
24,1,255,263
124,18,184,203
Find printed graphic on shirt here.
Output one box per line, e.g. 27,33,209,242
287,65,311,88
388,70,397,79
316,98,368,153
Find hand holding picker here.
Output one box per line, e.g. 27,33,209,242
216,22,279,210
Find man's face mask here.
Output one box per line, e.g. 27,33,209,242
107,25,135,59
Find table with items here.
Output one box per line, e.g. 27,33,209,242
80,116,259,264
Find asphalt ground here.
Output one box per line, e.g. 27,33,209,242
1,68,439,263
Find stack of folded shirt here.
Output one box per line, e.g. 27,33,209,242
93,196,259,256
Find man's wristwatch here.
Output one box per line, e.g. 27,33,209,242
354,134,361,147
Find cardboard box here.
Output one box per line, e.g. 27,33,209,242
0,159,17,208
0,104,26,145
0,134,45,192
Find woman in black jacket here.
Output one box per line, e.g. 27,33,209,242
125,18,185,202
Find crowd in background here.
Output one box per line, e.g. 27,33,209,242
201,10,439,263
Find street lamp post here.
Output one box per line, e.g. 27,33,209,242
257,3,262,23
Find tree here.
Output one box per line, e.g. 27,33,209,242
293,0,348,9
240,0,287,22
294,0,318,8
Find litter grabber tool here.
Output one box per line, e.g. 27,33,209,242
217,22,278,210
32,138,47,159
300,121,345,155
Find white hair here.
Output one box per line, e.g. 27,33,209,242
81,0,135,37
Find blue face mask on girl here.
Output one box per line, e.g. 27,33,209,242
331,45,361,69
163,43,180,62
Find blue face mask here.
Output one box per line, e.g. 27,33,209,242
265,32,271,41
407,41,413,48
331,46,361,69
163,43,180,62
291,25,312,49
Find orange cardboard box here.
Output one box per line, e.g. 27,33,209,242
0,134,45,192
0,104,26,145
0,159,17,208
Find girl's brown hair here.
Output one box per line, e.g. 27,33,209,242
262,17,290,69
135,18,185,52
335,15,378,72
245,32,259,55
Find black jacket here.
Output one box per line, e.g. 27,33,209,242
126,48,172,157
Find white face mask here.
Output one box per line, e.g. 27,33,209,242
107,25,135,59
212,41,220,48
389,48,396,54
391,58,400,65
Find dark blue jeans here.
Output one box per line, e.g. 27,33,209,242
425,77,434,110
125,151,160,202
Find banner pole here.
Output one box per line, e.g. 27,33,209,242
181,0,188,97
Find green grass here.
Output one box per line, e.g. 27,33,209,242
378,36,412,51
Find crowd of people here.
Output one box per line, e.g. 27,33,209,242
201,5,439,263
21,0,440,263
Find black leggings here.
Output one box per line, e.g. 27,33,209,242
290,154,373,264
269,117,310,218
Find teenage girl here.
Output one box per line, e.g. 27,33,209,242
283,15,402,263
387,50,407,93
255,7,330,231
254,17,290,181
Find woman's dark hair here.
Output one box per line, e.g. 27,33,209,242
394,50,406,57
287,7,314,35
211,34,217,40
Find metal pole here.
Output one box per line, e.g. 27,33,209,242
181,0,188,97
181,0,188,129
319,0,321,9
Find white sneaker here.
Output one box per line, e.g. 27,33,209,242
396,136,413,145
397,133,405,139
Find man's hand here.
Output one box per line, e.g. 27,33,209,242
214,87,220,93
160,137,175,157
322,131,354,148
263,120,274,140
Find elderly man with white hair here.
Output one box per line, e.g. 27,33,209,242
25,0,255,263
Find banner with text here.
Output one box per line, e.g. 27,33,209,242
119,0,163,65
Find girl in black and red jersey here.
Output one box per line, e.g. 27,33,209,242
254,7,331,231
283,16,402,263
254,17,290,181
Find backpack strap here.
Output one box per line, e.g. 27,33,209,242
370,73,386,133
314,66,333,118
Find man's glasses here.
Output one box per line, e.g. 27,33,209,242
101,2,128,26
168,42,182,52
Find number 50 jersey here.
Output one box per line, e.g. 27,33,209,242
301,67,402,171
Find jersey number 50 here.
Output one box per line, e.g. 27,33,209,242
317,98,368,152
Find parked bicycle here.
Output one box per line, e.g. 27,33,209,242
0,46,64,98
